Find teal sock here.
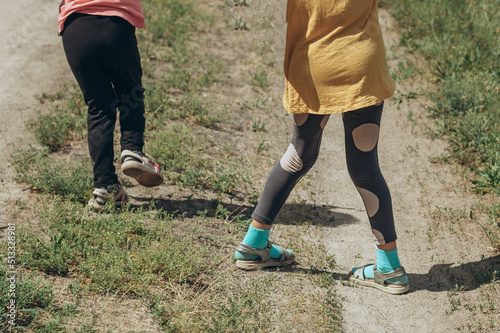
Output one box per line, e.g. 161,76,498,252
355,248,408,285
234,225,292,260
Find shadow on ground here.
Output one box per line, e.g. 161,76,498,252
408,255,500,293
131,196,360,228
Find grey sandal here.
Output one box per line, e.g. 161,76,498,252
349,264,409,295
235,241,294,271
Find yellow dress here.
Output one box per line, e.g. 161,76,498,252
283,0,395,114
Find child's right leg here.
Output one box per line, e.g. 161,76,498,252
235,114,329,270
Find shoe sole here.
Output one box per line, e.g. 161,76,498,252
349,276,410,295
235,255,295,271
122,162,164,187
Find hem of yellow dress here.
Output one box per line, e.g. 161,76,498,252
283,93,394,115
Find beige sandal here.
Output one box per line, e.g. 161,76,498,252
349,264,410,295
235,242,294,271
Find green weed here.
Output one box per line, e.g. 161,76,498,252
251,67,269,90
231,16,249,31
256,140,268,154
251,118,266,132
472,152,500,195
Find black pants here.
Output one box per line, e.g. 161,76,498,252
62,13,145,187
252,104,397,245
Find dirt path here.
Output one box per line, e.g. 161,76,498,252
0,0,71,223
1,1,497,331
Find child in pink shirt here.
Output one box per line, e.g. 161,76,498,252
59,0,164,211
58,0,146,34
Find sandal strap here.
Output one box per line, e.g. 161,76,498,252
236,241,272,262
236,241,292,263
274,244,293,263
374,266,407,285
351,264,373,280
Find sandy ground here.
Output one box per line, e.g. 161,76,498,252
0,0,498,332
0,0,72,222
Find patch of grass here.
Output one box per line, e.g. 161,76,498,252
10,147,93,204
143,0,197,46
202,277,274,332
385,0,500,196
27,112,73,152
36,91,65,104
146,125,249,194
472,152,500,195
319,286,344,332
18,198,211,293
146,93,220,128
28,89,87,152
472,202,500,252
0,265,78,331
160,46,224,93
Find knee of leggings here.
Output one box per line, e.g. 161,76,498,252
280,143,319,175
302,150,320,172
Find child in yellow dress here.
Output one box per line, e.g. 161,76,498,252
234,0,409,294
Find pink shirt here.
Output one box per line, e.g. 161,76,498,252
58,0,146,35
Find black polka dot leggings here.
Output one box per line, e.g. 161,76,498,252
252,102,396,245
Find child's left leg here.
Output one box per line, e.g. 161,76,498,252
343,103,409,294
101,17,163,187
101,17,145,154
